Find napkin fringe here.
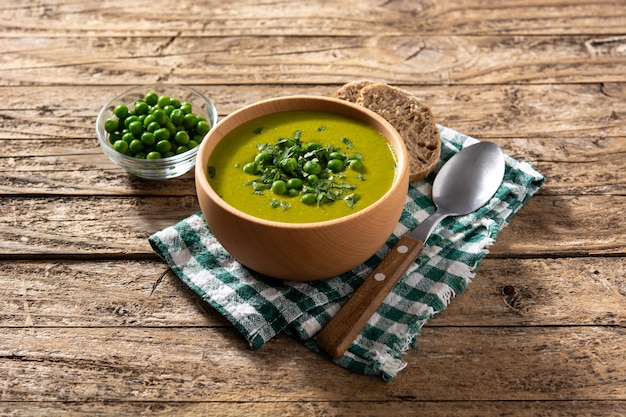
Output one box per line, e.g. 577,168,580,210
374,351,408,379
377,237,494,380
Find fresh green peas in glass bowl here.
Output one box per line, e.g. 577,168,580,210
96,84,218,179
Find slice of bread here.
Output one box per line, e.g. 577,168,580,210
333,81,441,182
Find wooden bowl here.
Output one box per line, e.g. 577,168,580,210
195,96,409,281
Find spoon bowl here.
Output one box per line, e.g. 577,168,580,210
410,141,505,243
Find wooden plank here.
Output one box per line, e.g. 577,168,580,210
0,260,228,328
0,195,623,257
1,84,624,142
1,400,625,417
435,257,626,327
1,257,623,328
1,35,625,86
1,83,624,142
1,136,624,196
1,326,624,401
1,0,624,37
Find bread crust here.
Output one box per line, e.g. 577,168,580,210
332,80,374,102
333,81,441,182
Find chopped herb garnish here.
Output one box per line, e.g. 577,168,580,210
242,130,365,208
344,193,361,209
340,137,354,148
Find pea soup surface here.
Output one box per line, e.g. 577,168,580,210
208,110,397,223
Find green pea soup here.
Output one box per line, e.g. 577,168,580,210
207,110,398,223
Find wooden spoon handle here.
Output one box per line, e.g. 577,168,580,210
316,235,424,359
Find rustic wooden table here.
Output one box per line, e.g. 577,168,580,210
1,1,625,416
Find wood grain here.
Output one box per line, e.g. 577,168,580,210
1,326,624,402
1,401,625,417
1,84,624,141
1,257,624,328
1,35,626,86
0,195,623,257
3,0,625,37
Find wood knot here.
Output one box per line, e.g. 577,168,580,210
500,285,533,315
501,285,516,297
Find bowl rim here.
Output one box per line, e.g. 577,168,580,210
96,83,218,167
195,95,410,229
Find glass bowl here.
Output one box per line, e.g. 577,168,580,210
96,84,218,179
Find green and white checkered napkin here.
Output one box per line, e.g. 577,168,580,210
149,126,544,380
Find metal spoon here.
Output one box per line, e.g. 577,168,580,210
316,141,505,359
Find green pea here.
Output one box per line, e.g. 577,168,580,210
165,121,177,136
281,157,298,173
146,151,162,160
174,130,190,146
286,178,303,190
287,189,299,197
143,114,156,127
104,118,119,134
188,140,199,149
152,109,167,125
128,120,143,137
162,104,175,116
156,140,172,154
307,142,322,151
182,113,197,129
133,100,149,115
157,95,171,108
141,132,156,146
114,104,129,119
112,140,128,154
349,159,364,172
196,120,211,136
303,161,322,175
307,175,319,185
129,139,144,153
170,109,184,125
327,159,344,173
170,97,181,108
329,152,343,160
145,92,158,106
122,132,135,143
175,145,189,155
146,121,160,133
124,115,139,128
271,180,287,195
254,152,271,165
154,128,170,141
180,102,192,114
243,162,258,174
300,193,317,205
